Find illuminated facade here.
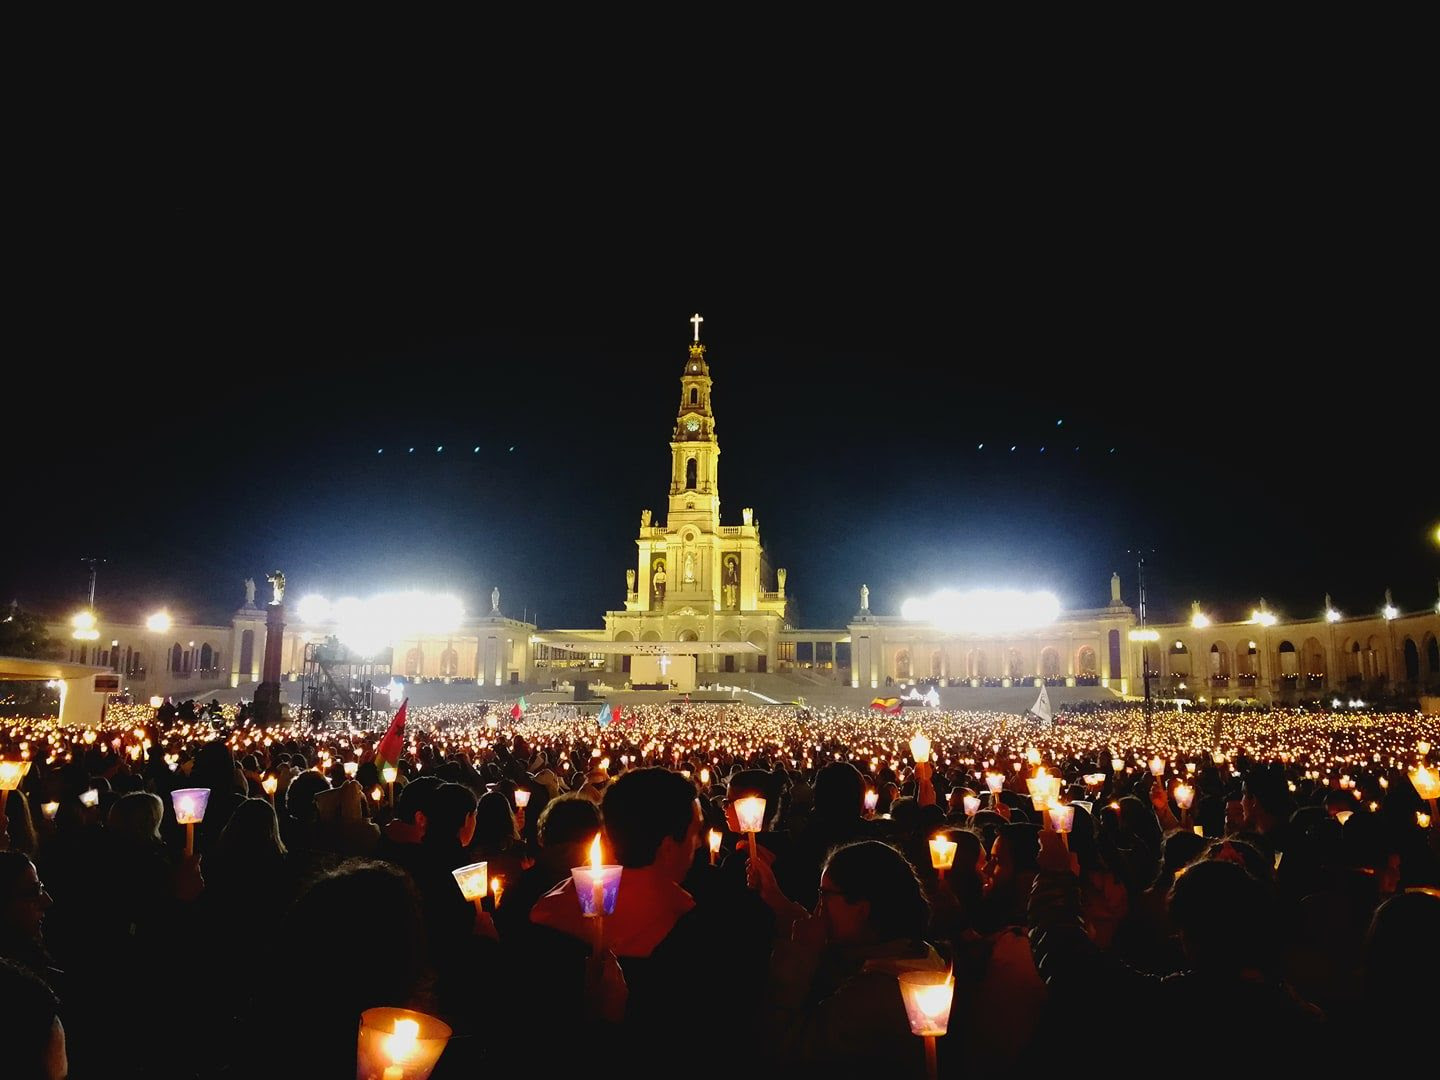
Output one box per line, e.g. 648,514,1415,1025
41,316,1440,706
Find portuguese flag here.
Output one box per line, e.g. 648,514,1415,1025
510,696,528,722
869,696,902,714
375,698,408,774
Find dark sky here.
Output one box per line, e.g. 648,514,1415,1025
8,94,1436,631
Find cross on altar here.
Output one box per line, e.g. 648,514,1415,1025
690,313,703,342
658,652,672,675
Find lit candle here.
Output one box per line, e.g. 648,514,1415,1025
898,969,954,1080
0,760,30,790
928,835,957,874
962,794,981,817
863,789,879,815
513,788,531,809
170,787,210,856
451,861,489,902
357,1007,451,1080
1110,756,1125,774
1049,803,1074,843
1173,783,1195,810
588,835,605,916
909,732,931,764
490,876,504,909
42,801,59,821
1419,812,1432,829
699,766,710,786
262,776,278,799
708,828,722,866
1149,756,1165,778
734,795,766,868
343,761,358,778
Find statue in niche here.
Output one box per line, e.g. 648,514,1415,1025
684,551,696,585
652,561,667,604
626,569,636,595
267,571,286,605
244,578,256,607
723,555,739,609
860,583,870,612
641,509,652,529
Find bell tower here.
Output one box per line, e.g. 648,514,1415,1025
668,312,720,530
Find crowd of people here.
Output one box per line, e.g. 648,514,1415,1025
1,697,1438,1078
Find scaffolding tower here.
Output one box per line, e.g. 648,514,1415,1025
300,637,392,728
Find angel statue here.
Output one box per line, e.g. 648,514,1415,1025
267,570,286,605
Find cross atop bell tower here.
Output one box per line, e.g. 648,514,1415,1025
668,313,719,528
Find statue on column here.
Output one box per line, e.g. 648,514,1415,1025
244,577,257,607
491,586,501,614
776,567,787,596
626,569,636,595
266,571,286,605
860,583,870,612
1110,572,1122,605
641,509,652,529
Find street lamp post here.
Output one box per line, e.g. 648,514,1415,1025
1127,550,1155,739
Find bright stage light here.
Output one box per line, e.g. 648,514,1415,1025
146,611,172,633
1190,612,1210,629
1325,607,1341,623
71,610,100,640
1129,628,1160,642
333,591,465,655
1247,609,1278,627
900,588,1059,633
297,594,332,624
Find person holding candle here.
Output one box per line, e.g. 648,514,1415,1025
493,792,599,941
1028,829,1327,1069
470,789,527,893
749,838,946,1074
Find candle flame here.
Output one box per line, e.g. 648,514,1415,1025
384,1017,420,1064
708,828,722,853
590,833,603,870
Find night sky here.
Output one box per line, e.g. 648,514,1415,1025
8,128,1436,632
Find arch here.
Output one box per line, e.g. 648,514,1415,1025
1168,639,1191,677
719,629,740,673
613,631,634,642
171,643,184,673
689,387,698,405
1108,629,1122,679
1209,641,1231,678
1276,640,1297,678
1301,637,1325,682
1236,639,1258,676
685,457,697,489
641,630,662,642
1039,647,1062,678
967,649,987,679
440,648,459,677
1006,647,1024,679
1365,635,1386,679
1342,638,1363,681
1076,645,1097,676
930,649,944,678
1425,634,1439,681
240,629,255,676
199,643,214,671
894,648,912,679
677,628,699,642
1403,638,1421,681
405,647,424,678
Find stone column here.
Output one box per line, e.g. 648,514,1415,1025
253,601,287,725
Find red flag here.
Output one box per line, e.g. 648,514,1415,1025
375,698,407,772
614,705,625,728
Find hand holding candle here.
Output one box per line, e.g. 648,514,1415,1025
708,828,722,865
171,787,210,856
898,969,955,1080
929,835,957,876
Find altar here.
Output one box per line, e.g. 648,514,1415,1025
630,652,697,692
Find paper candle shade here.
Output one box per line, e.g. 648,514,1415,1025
909,732,931,764
1149,757,1165,777
1049,804,1075,833
734,795,767,833
381,766,398,785
928,836,957,870
570,864,622,917
0,760,30,790
451,861,489,902
1173,784,1195,810
985,774,1004,794
343,762,359,778
1410,766,1440,801
171,788,210,825
863,790,879,814
79,789,99,808
514,789,531,808
898,970,955,1037
962,794,981,816
708,829,722,854
356,1006,451,1080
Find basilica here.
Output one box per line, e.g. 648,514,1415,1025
45,316,1440,716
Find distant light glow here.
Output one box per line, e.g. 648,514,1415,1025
900,589,1059,633
1190,612,1210,629
1248,609,1278,627
1325,607,1341,623
310,591,466,655
1382,603,1398,620
1129,628,1160,642
296,594,332,624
